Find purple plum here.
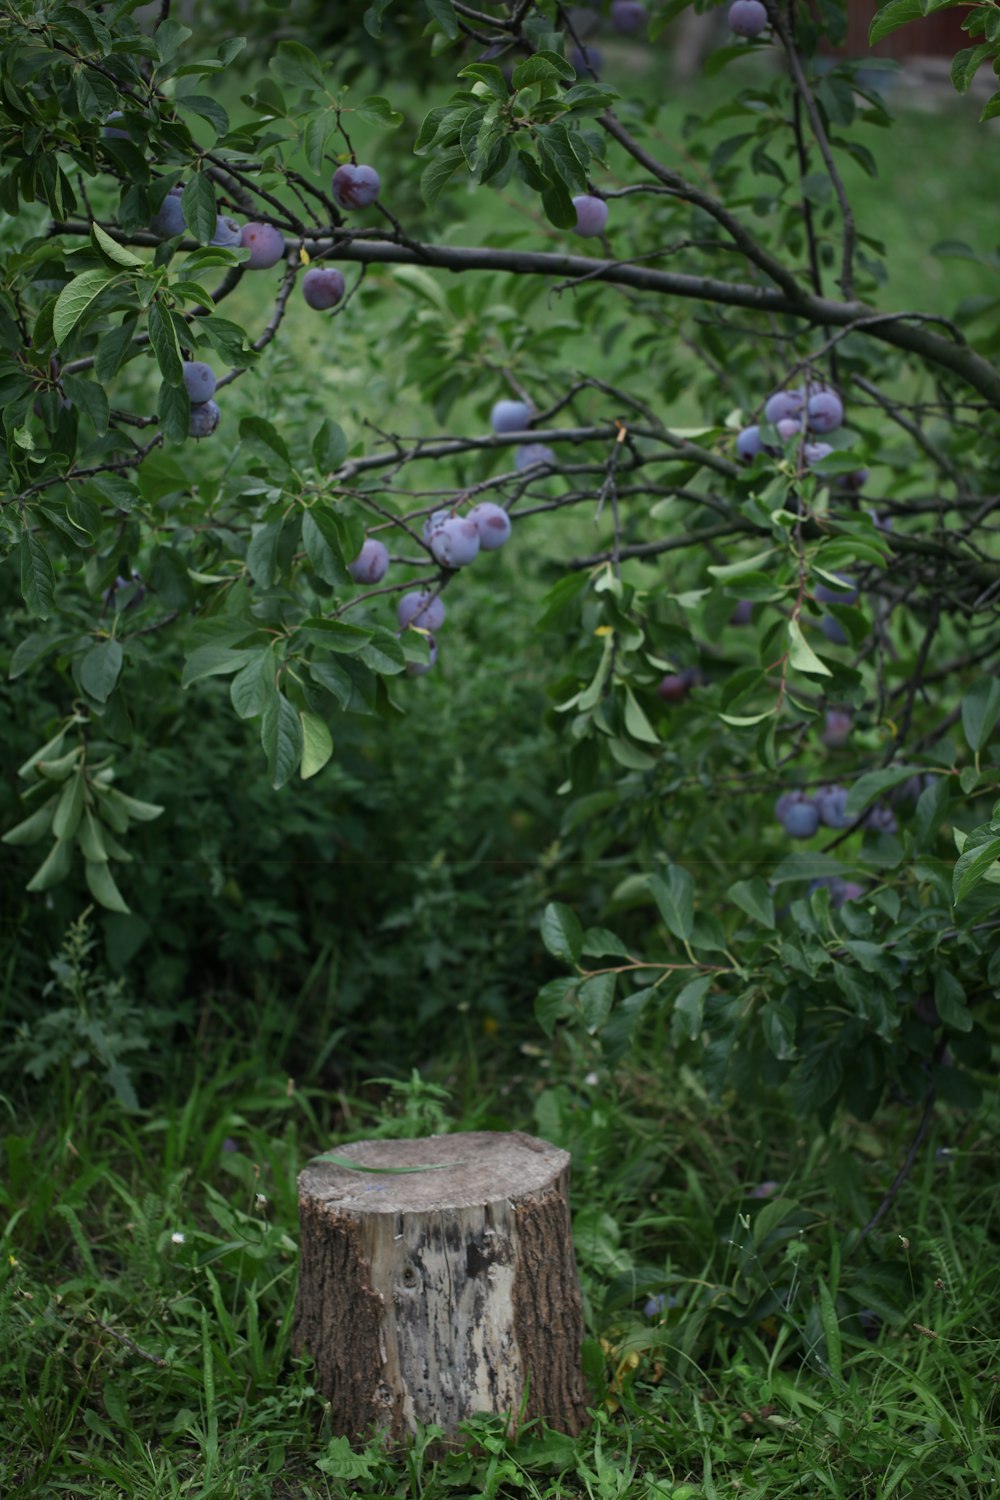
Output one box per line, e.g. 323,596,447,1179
103,111,129,140
150,186,186,239
468,502,512,550
730,599,753,625
815,785,852,829
182,361,216,403
820,615,848,646
397,591,445,631
211,215,242,247
803,441,834,468
815,574,858,605
821,709,852,747
611,0,648,32
865,804,898,835
572,194,609,237
569,45,603,76
429,516,481,568
302,267,346,310
515,443,556,470
783,800,820,838
348,539,390,584
422,509,452,543
729,0,769,35
491,398,534,434
806,391,844,433
764,389,803,424
241,223,286,269
657,668,699,703
776,417,803,442
332,163,381,210
189,399,220,439
737,425,763,460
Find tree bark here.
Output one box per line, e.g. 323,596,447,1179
293,1131,588,1449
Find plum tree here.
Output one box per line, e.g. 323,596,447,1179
429,516,481,568
397,592,446,631
240,223,286,269
729,0,769,36
467,503,512,550
182,362,217,404
188,400,221,439
348,539,390,584
571,194,609,236
302,267,346,309
490,399,534,433
332,163,381,209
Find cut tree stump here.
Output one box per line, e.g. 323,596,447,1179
293,1130,588,1448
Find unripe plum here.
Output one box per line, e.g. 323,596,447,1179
821,708,852,747
397,591,445,631
572,194,609,237
468,502,512,550
490,398,534,434
348,539,390,584
150,187,186,239
737,425,763,460
406,634,438,676
729,0,769,35
783,800,819,838
515,442,556,470
241,222,286,269
430,516,481,568
189,399,220,439
211,215,242,247
332,163,381,210
302,267,346,310
182,361,217,403
611,0,648,32
806,390,844,433
764,389,804,424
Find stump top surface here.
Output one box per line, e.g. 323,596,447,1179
298,1130,569,1214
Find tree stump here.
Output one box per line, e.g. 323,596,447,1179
293,1130,588,1448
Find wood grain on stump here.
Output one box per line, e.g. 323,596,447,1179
293,1130,588,1448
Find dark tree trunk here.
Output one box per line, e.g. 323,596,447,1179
293,1131,588,1448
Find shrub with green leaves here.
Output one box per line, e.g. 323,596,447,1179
0,1,997,1118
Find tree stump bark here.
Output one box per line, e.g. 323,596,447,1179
293,1130,588,1448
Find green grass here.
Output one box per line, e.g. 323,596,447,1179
3,943,997,1499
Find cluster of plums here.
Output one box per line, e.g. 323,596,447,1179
183,360,221,438
346,501,513,676
489,398,559,470
736,379,868,496
775,785,898,840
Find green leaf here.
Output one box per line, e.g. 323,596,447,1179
52,772,84,840
2,798,57,847
648,866,694,942
513,51,576,88
623,687,659,745
270,39,327,91
581,927,631,959
728,877,775,929
300,711,333,779
672,976,711,1041
579,973,616,1030
787,618,832,677
26,838,72,893
91,223,145,270
424,0,458,39
816,1278,842,1381
78,809,108,863
79,639,123,703
541,902,583,964
85,858,130,913
53,268,122,346
19,530,56,619
261,692,303,790
182,644,260,687
934,968,973,1032
312,419,348,473
535,977,577,1037
246,522,283,587
953,833,1000,904
239,415,291,466
869,0,922,45
458,63,509,101
157,379,190,443
231,650,276,720
355,95,403,128
961,678,1000,753
147,301,183,386
181,175,217,244
845,765,922,818
421,147,466,207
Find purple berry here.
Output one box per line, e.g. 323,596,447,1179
397,592,445,631
806,391,844,433
657,671,697,703
348,539,390,584
182,361,216,403
210,215,242,248
821,709,852,747
611,0,648,32
776,417,803,442
815,785,851,829
803,441,834,468
815,574,858,605
406,634,438,676
240,222,286,269
515,443,556,470
422,510,452,543
332,163,381,210
783,801,820,839
572,194,608,237
490,399,534,434
737,425,763,460
729,0,769,36
302,267,346,310
730,600,753,625
429,516,481,569
764,389,803,424
820,615,848,646
189,399,220,439
865,804,898,835
468,502,512,551
150,187,186,239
